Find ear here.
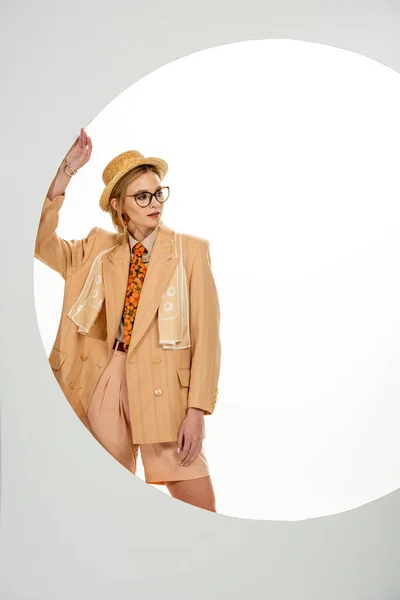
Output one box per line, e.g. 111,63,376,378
110,197,117,211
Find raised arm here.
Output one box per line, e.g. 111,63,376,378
35,194,99,280
34,128,98,279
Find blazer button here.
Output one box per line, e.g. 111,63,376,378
80,354,88,361
69,382,76,389
152,357,161,364
154,388,163,396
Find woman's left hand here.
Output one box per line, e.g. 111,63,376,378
176,408,204,466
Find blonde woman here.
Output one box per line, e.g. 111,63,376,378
35,128,221,512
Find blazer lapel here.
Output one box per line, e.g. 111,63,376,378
102,236,130,355
102,221,179,355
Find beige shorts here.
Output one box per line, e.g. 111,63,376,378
85,344,210,485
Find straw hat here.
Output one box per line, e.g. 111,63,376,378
99,150,168,212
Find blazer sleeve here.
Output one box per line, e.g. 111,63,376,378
34,193,99,280
187,239,221,415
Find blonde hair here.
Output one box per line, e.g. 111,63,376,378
109,164,163,240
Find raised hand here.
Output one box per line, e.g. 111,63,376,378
63,128,93,173
47,128,93,200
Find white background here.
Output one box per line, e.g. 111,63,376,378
35,39,400,520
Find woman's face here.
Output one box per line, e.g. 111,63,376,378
111,170,164,232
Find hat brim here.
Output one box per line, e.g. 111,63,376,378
99,156,168,212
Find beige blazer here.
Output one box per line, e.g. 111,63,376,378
34,193,221,443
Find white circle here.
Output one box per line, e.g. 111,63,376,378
34,39,400,521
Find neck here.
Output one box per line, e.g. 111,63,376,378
127,223,157,241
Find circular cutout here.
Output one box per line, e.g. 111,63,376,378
34,39,400,520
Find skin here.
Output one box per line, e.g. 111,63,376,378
58,129,216,511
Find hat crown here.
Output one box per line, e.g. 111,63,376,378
102,150,145,185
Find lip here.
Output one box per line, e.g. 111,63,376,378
148,211,160,217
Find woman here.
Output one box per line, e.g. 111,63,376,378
35,128,221,512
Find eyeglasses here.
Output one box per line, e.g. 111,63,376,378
125,186,170,208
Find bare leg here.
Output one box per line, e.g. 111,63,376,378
165,475,216,512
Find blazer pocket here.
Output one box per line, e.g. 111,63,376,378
49,347,67,370
177,368,191,387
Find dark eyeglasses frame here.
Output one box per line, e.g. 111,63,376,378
125,186,170,208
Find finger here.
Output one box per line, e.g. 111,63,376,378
183,450,198,467
178,436,192,464
176,427,184,453
190,440,203,465
84,137,92,155
182,439,201,466
181,437,197,466
181,448,195,466
178,441,189,463
179,437,194,465
65,134,80,157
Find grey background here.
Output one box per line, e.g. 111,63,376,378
1,0,400,598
